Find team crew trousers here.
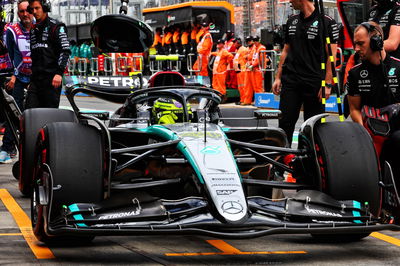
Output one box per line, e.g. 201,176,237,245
25,75,62,109
278,84,324,146
382,130,400,191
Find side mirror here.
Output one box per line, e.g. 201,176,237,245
254,110,282,119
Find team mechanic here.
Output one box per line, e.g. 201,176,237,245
25,0,70,109
369,0,400,59
272,0,339,145
347,21,400,189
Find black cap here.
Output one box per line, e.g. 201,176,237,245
201,22,209,27
216,39,224,44
253,35,260,42
235,38,242,44
245,35,253,42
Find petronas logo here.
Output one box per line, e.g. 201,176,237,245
312,21,319,27
389,68,395,76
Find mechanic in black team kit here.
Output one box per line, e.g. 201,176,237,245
25,0,70,109
271,0,339,145
369,0,400,59
347,22,400,187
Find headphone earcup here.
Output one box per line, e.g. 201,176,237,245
370,35,383,51
41,0,51,12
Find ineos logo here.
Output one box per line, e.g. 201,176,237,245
221,201,243,214
360,70,368,78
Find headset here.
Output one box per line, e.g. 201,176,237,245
360,22,397,102
41,0,51,13
360,22,384,51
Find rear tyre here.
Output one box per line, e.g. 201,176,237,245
20,108,77,196
32,122,104,243
311,121,380,241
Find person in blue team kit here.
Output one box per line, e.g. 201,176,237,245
0,0,33,163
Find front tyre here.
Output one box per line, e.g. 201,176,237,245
312,121,380,241
20,108,77,196
32,122,104,243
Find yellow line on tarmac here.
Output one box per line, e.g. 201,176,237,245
165,239,307,256
207,239,242,254
371,232,400,247
0,233,23,236
0,189,55,259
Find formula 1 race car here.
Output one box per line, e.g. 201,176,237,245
1,14,400,244
24,80,400,243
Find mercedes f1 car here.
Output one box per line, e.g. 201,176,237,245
1,13,400,244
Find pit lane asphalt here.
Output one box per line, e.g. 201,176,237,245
1,96,400,265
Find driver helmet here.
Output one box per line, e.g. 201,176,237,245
152,98,192,124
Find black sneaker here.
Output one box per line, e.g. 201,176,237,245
10,147,17,158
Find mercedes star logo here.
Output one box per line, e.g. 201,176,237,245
360,70,368,78
221,201,243,214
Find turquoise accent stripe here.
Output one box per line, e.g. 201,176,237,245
69,204,79,212
71,75,79,85
352,211,363,224
69,204,88,227
138,125,178,141
77,223,87,227
352,201,363,223
73,214,88,227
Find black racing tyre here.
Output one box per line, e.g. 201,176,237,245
311,121,380,241
314,121,380,214
19,108,77,196
32,122,103,243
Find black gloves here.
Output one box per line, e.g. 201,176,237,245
381,103,400,120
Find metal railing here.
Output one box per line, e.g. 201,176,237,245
187,53,200,77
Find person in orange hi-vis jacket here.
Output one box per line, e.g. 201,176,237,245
163,27,173,54
190,23,199,52
211,39,234,96
152,27,164,54
243,35,267,104
181,27,190,54
196,27,205,43
224,31,237,91
252,36,267,89
242,36,255,105
224,30,235,50
193,22,213,85
232,38,248,104
172,26,181,54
